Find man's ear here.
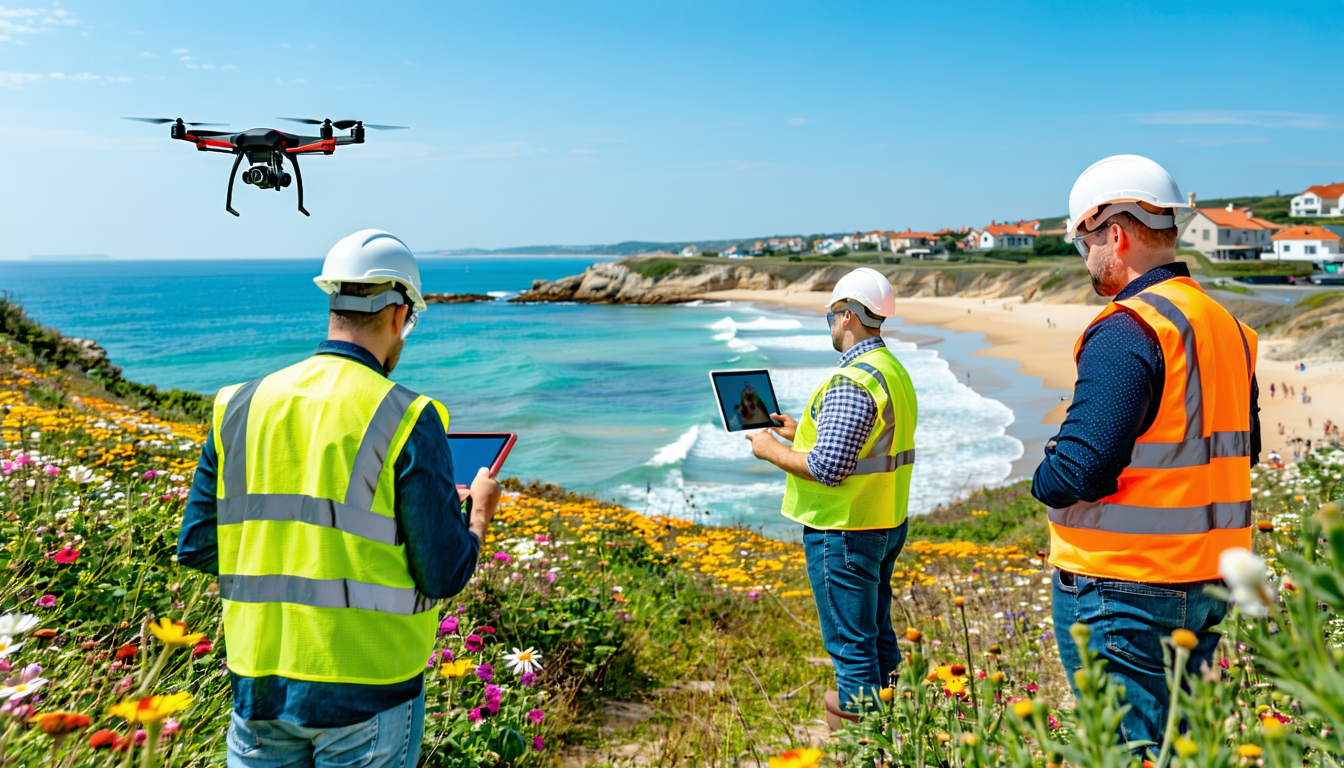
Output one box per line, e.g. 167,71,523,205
1111,222,1130,256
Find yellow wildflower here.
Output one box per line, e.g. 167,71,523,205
147,617,205,647
768,748,822,768
108,693,194,723
438,659,475,678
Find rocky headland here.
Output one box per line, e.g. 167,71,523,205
424,292,496,304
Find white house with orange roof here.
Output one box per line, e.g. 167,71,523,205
1179,205,1282,260
1268,225,1341,262
1290,183,1344,217
975,220,1040,250
679,245,698,257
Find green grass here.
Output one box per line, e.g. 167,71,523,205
1178,249,1313,277
1297,291,1344,310
1208,283,1253,295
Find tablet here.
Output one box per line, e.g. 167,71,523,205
447,432,517,489
709,369,784,432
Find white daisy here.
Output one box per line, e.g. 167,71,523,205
0,614,39,637
0,677,49,701
0,636,24,659
502,647,542,676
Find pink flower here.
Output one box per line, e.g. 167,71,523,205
493,552,511,563
16,455,33,466
1047,715,1060,730
527,708,544,724
142,470,160,480
1220,658,1231,669
47,547,79,564
34,594,56,608
520,672,538,687
476,625,496,635
747,590,760,601
193,639,213,657
161,719,180,739
440,649,452,662
134,729,147,746
43,464,59,477
0,660,11,673
468,708,483,723
535,534,549,544
439,616,458,635
118,675,134,693
533,735,545,752
1024,683,1039,694
475,663,494,682
463,634,483,652
544,572,557,584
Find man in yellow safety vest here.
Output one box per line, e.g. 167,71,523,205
746,267,918,729
178,230,499,767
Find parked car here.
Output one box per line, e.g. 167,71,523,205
1309,273,1344,285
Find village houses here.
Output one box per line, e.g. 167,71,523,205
968,220,1040,250
1267,225,1342,262
1290,183,1344,218
1179,204,1281,261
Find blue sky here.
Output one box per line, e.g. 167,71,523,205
1,1,1341,260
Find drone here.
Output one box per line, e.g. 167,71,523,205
123,117,407,216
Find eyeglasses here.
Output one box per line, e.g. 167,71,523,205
1070,225,1109,258
400,309,419,340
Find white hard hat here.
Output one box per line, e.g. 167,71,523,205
314,229,427,312
1067,155,1195,242
827,268,896,326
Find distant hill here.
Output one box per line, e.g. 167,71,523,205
427,194,1335,256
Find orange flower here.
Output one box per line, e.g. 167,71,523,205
29,711,91,736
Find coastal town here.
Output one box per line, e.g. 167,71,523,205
671,183,1344,282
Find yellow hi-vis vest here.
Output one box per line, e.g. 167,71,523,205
781,344,918,530
212,354,447,685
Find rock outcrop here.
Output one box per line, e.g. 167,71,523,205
511,262,788,304
424,293,496,304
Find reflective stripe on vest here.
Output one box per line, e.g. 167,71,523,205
1047,277,1255,582
780,345,918,530
218,574,436,615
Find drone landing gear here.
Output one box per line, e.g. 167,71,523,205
225,152,244,217
288,153,310,217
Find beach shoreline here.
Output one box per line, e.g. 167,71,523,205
701,288,1344,463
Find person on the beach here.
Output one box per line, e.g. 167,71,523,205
1034,155,1260,748
178,230,499,767
744,267,917,729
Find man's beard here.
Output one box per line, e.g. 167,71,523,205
1088,249,1126,297
382,338,404,376
831,322,844,352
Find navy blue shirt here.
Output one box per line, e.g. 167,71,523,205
177,340,480,727
1032,263,1260,509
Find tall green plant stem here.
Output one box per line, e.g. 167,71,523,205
1153,645,1189,768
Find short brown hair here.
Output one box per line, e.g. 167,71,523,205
328,282,406,333
1099,210,1179,250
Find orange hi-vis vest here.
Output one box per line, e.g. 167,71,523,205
1048,276,1256,583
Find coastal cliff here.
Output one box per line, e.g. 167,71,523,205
512,259,1102,305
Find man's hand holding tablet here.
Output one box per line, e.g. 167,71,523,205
466,467,501,544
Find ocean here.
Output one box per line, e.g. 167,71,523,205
2,257,1062,539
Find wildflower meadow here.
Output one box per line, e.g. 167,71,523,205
3,308,1344,766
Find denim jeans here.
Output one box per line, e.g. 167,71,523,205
1052,568,1226,748
226,692,425,768
803,522,908,713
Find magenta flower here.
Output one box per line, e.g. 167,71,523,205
142,470,160,480
475,663,494,682
527,708,544,724
544,572,557,584
43,464,59,477
533,735,545,752
34,594,56,608
1047,714,1060,729
463,634,483,652
440,649,453,662
439,616,458,635
493,552,511,563
520,672,538,687
483,684,502,703
161,718,180,739
535,534,549,544
47,547,79,564
747,590,761,601
468,708,483,722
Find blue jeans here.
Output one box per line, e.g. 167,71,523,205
226,692,425,768
1052,568,1226,747
803,523,908,713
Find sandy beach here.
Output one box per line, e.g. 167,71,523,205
702,288,1344,462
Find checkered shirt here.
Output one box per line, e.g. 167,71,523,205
805,336,883,487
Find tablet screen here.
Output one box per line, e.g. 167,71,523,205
710,370,782,432
447,434,512,481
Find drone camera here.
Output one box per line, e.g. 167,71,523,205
241,165,291,190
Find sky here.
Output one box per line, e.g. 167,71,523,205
1,1,1341,260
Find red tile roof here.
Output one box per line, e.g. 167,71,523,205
982,220,1040,237
1272,225,1341,242
1302,183,1344,200
1197,207,1282,231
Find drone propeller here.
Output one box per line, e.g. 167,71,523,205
123,117,228,126
278,117,408,130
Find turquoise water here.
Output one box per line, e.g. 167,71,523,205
2,258,1061,538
